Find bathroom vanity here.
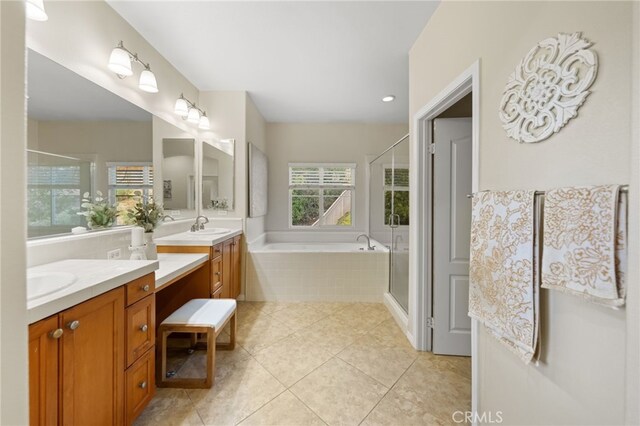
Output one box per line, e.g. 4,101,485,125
156,230,243,300
27,261,158,425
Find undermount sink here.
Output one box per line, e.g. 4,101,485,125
27,271,77,301
188,228,230,236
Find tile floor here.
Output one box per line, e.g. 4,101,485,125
135,302,471,426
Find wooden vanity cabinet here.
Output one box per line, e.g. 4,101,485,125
29,315,60,426
158,234,243,300
28,274,156,426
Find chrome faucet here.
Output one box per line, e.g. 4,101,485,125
190,215,209,232
357,234,375,251
161,214,175,222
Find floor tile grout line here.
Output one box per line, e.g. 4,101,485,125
357,356,422,426
287,385,331,426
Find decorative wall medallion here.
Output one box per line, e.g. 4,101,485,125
499,32,598,143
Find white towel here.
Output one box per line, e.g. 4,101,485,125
541,185,626,308
469,190,538,363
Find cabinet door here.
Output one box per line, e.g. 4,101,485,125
61,288,125,426
29,315,60,426
222,239,234,298
126,295,155,368
211,257,223,296
232,236,242,298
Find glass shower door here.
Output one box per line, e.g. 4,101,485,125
369,136,409,312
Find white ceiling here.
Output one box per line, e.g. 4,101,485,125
108,1,440,123
28,50,151,122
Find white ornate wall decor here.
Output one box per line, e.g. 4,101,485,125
499,32,598,143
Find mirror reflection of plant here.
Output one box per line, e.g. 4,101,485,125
77,191,118,229
211,198,229,210
126,194,164,233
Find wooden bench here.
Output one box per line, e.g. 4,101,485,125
157,299,236,388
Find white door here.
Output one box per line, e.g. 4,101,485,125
432,118,472,356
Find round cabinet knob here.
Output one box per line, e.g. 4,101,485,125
138,381,147,389
214,272,221,276
140,324,148,332
141,284,150,292
48,328,64,339
66,320,80,330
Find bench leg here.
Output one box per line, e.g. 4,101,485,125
206,329,216,388
159,329,169,386
229,312,236,350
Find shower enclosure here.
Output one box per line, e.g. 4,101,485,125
369,134,410,311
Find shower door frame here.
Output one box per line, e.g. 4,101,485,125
410,60,480,420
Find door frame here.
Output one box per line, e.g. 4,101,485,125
409,60,480,415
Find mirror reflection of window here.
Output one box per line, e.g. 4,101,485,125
27,150,93,238
107,163,154,224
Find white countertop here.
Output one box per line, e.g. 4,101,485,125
155,228,242,247
155,253,209,290
27,259,158,324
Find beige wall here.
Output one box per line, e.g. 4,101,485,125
265,123,408,233
0,2,28,424
409,1,637,424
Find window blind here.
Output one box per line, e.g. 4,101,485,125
108,165,154,186
289,165,354,187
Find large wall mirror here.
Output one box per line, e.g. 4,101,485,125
201,139,235,212
26,49,191,239
161,138,196,215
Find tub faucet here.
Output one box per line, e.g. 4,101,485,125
161,214,175,222
191,215,209,232
357,234,375,251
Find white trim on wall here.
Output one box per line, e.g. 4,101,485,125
409,60,480,422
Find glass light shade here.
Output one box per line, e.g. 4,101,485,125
108,47,133,77
187,108,200,123
174,98,189,116
138,69,158,93
26,0,48,21
198,114,210,130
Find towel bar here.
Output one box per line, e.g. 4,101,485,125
468,185,629,198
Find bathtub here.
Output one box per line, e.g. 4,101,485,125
246,236,389,302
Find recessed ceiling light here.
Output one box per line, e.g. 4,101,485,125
382,95,395,103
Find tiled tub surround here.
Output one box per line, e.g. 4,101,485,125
246,240,389,302
135,301,471,425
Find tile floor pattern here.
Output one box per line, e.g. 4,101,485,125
136,302,471,426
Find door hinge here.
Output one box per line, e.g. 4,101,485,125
428,143,435,154
426,317,434,328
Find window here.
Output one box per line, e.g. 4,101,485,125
384,166,409,226
107,163,154,224
289,163,355,228
28,164,85,229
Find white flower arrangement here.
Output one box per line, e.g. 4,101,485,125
77,191,118,229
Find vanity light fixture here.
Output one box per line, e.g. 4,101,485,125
382,95,396,102
174,94,210,130
108,41,158,93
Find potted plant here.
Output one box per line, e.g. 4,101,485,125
77,191,118,230
126,196,164,259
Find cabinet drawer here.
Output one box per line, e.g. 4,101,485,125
125,348,155,425
126,274,155,306
126,296,155,367
211,243,223,260
211,258,222,293
212,286,223,299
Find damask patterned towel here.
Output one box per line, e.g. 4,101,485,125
541,185,626,308
469,190,538,363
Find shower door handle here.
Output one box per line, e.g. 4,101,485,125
389,214,400,229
